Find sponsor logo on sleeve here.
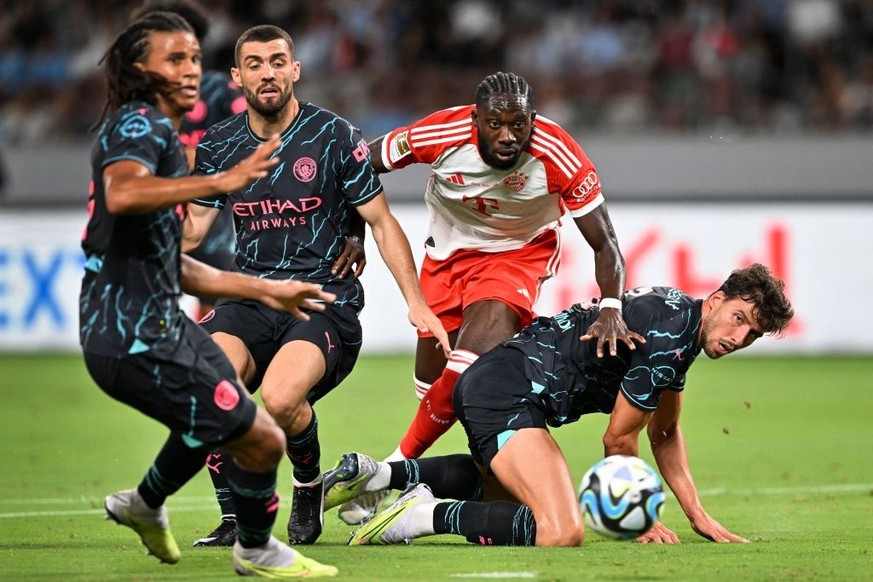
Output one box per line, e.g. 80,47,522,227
572,170,600,199
352,138,370,163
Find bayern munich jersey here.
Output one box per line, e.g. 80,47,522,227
502,287,703,427
80,101,190,357
193,102,382,310
380,105,605,260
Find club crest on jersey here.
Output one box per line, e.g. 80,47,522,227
293,157,317,182
503,171,528,192
119,114,151,138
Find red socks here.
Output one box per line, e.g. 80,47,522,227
400,350,478,458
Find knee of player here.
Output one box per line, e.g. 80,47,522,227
534,514,585,547
261,386,309,424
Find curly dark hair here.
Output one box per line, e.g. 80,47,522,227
717,263,794,336
91,11,194,130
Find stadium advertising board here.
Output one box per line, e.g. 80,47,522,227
0,205,870,353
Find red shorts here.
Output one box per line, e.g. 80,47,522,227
418,229,561,337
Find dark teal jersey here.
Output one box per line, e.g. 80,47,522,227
180,71,246,270
79,102,189,357
193,102,382,311
503,286,703,427
179,71,245,148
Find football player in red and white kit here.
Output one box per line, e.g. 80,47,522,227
332,72,645,524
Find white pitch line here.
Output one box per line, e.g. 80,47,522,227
697,483,873,497
450,574,537,579
0,495,215,505
0,504,215,519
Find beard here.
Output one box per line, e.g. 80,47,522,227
245,84,293,118
477,132,522,170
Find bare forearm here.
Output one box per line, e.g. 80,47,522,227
180,255,268,300
367,136,389,173
593,247,625,299
370,217,425,306
107,173,229,214
650,428,705,520
182,205,220,252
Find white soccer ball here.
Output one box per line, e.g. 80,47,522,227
578,455,665,540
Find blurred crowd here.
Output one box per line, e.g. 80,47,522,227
1,0,873,146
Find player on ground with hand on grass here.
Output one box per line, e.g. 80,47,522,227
338,70,640,524
80,12,336,577
324,264,793,547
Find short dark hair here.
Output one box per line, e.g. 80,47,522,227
474,72,535,109
717,263,794,336
130,0,210,41
130,0,209,42
234,25,294,67
92,11,194,129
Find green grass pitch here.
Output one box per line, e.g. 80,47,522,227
1,353,871,580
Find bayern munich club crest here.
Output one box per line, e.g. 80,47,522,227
503,171,527,192
293,157,317,182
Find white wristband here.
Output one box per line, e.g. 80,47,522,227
599,297,622,311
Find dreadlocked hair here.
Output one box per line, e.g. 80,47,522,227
474,72,535,109
717,262,795,336
91,11,193,130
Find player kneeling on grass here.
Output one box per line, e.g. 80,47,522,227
324,264,793,546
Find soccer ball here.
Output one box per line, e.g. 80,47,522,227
578,455,665,540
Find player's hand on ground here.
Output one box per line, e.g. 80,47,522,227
579,308,646,358
331,235,366,279
260,280,336,321
690,514,749,543
213,133,282,193
636,521,681,544
408,300,451,357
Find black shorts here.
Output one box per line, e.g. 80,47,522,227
199,298,362,403
83,319,257,448
453,346,548,470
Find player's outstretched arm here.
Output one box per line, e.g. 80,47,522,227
366,135,389,173
356,193,451,355
646,391,749,544
573,206,645,357
102,134,281,214
180,255,335,321
603,393,679,544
